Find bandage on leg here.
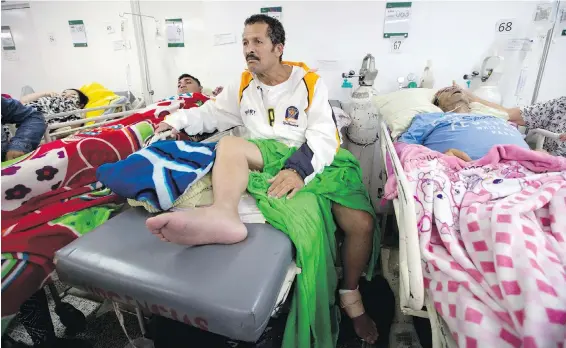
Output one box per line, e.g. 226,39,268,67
339,287,365,318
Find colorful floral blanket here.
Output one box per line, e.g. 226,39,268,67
385,144,566,347
1,93,209,317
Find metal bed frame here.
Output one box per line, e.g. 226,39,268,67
42,98,145,143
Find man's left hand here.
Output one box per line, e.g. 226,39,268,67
559,133,566,142
267,169,304,199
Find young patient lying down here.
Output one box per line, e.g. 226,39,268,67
398,86,530,161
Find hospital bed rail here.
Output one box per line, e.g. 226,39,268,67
525,128,560,152
378,120,456,348
43,109,139,142
378,120,424,315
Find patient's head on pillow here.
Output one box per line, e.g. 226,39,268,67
433,86,471,114
62,88,89,109
177,74,203,94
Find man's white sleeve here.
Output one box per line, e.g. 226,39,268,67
284,79,339,185
163,82,243,135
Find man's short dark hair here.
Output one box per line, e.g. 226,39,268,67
68,88,89,108
178,73,201,87
244,14,285,61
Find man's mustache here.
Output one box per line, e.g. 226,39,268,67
246,54,259,61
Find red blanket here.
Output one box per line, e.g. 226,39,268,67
1,93,209,317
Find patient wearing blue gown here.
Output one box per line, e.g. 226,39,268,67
398,86,529,161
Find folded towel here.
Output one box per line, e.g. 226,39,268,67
97,141,216,211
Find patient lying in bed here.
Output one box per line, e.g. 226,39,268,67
398,86,529,161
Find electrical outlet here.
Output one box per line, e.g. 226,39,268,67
105,22,115,34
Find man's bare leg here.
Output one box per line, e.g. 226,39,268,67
333,203,378,344
146,136,264,245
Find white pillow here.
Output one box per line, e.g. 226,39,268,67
373,88,441,139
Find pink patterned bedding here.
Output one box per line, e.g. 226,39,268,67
384,144,566,347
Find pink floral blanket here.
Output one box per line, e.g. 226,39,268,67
385,144,566,347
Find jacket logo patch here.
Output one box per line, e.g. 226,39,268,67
245,109,256,116
283,106,299,127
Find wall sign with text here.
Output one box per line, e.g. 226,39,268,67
69,20,88,47
1,26,16,50
383,2,412,38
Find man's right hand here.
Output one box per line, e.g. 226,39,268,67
155,122,178,135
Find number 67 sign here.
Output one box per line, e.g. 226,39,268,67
495,18,516,35
390,37,405,53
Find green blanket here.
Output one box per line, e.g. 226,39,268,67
247,139,380,348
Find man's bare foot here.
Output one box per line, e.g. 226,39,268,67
352,312,378,344
146,206,247,246
340,289,379,344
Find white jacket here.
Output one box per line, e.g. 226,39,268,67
164,61,340,184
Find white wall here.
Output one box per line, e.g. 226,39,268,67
2,1,564,103
1,7,47,97
136,0,564,105
1,1,143,98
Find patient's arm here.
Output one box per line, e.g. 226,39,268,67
283,79,339,185
163,81,242,135
20,91,57,104
452,81,523,125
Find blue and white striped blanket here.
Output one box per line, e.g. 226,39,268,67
96,141,216,211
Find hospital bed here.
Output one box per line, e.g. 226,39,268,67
55,208,298,343
53,131,301,344
42,91,145,143
7,86,145,143
378,117,560,348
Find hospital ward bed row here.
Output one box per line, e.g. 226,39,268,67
3,87,564,347
1,94,349,346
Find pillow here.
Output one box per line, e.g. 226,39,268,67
373,88,442,138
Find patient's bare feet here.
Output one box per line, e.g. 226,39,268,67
352,312,378,344
146,206,247,246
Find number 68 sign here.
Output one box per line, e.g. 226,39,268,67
495,18,516,35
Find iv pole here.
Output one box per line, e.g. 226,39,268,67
530,0,561,104
127,0,155,105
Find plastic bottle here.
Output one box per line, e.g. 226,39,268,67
340,78,353,106
420,60,435,89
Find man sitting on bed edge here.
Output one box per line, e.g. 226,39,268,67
147,14,382,346
398,85,532,161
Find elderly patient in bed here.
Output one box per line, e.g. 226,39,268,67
397,86,530,161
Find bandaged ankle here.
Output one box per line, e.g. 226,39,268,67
338,286,359,295
339,287,365,318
